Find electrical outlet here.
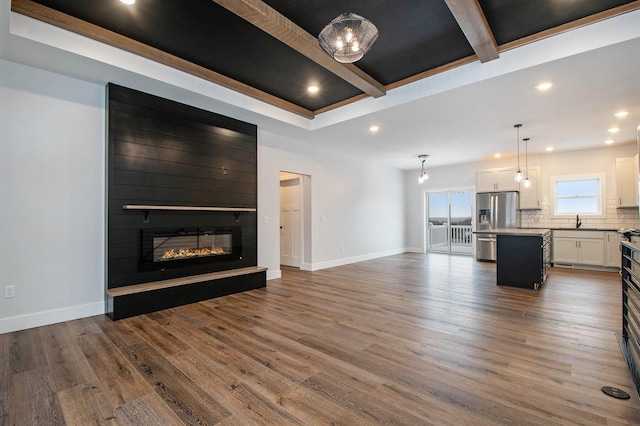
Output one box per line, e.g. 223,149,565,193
4,285,15,298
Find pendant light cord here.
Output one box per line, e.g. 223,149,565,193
516,125,521,170
513,124,523,183
524,138,529,178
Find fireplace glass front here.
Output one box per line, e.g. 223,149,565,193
139,227,241,271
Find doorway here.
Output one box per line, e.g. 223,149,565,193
280,172,306,268
426,190,473,255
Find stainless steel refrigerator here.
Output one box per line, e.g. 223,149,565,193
475,191,519,261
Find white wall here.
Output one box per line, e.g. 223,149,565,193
258,130,406,278
404,144,640,251
520,146,640,229
0,59,105,333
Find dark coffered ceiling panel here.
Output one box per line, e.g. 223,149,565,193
262,0,475,85
25,0,363,112
478,0,637,46
15,0,640,116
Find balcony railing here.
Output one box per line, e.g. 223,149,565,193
428,222,472,254
451,225,472,245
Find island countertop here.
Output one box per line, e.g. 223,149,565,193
473,228,551,236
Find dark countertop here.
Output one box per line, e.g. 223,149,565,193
474,228,551,236
622,241,640,251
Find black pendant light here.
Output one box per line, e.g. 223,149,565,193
523,137,531,188
418,155,429,184
514,124,523,183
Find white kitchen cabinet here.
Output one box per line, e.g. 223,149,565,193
579,239,606,265
476,170,496,192
553,238,580,263
476,167,519,193
519,166,541,210
616,156,638,208
552,230,604,266
604,231,622,268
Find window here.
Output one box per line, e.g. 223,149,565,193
551,174,605,216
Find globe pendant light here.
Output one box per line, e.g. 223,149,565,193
418,155,429,184
514,124,523,183
318,12,378,63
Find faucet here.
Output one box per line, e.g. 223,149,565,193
576,214,582,229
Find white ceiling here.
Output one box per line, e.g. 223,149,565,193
302,36,640,170
2,4,639,172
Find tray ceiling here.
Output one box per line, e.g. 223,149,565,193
12,0,639,118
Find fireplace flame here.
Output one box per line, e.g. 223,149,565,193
160,247,227,260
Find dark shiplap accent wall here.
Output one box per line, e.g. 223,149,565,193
107,84,258,288
108,84,257,209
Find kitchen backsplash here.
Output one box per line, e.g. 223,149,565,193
520,193,640,229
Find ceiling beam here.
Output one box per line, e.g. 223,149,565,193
211,0,386,98
444,0,499,63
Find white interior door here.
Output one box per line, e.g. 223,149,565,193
280,178,301,267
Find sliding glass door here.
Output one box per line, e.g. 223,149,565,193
427,193,449,253
426,191,473,254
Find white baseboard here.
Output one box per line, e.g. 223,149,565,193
267,269,281,280
404,247,424,253
552,263,620,273
0,301,104,334
308,248,407,271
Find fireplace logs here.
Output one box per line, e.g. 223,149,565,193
159,247,229,261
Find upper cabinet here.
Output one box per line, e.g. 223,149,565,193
519,166,542,210
476,167,519,193
615,155,639,208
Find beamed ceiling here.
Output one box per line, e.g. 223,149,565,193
6,0,640,170
11,0,640,119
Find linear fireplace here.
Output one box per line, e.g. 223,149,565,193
139,226,242,272
108,206,257,288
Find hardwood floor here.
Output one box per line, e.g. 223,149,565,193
2,253,640,425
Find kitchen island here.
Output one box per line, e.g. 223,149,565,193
474,228,552,290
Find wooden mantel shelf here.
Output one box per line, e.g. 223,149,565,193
122,205,257,212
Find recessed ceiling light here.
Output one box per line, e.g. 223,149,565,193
494,153,501,158
605,139,614,145
535,82,553,91
120,0,135,4
369,125,380,132
307,85,319,93
545,147,554,152
608,127,620,133
614,111,628,118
